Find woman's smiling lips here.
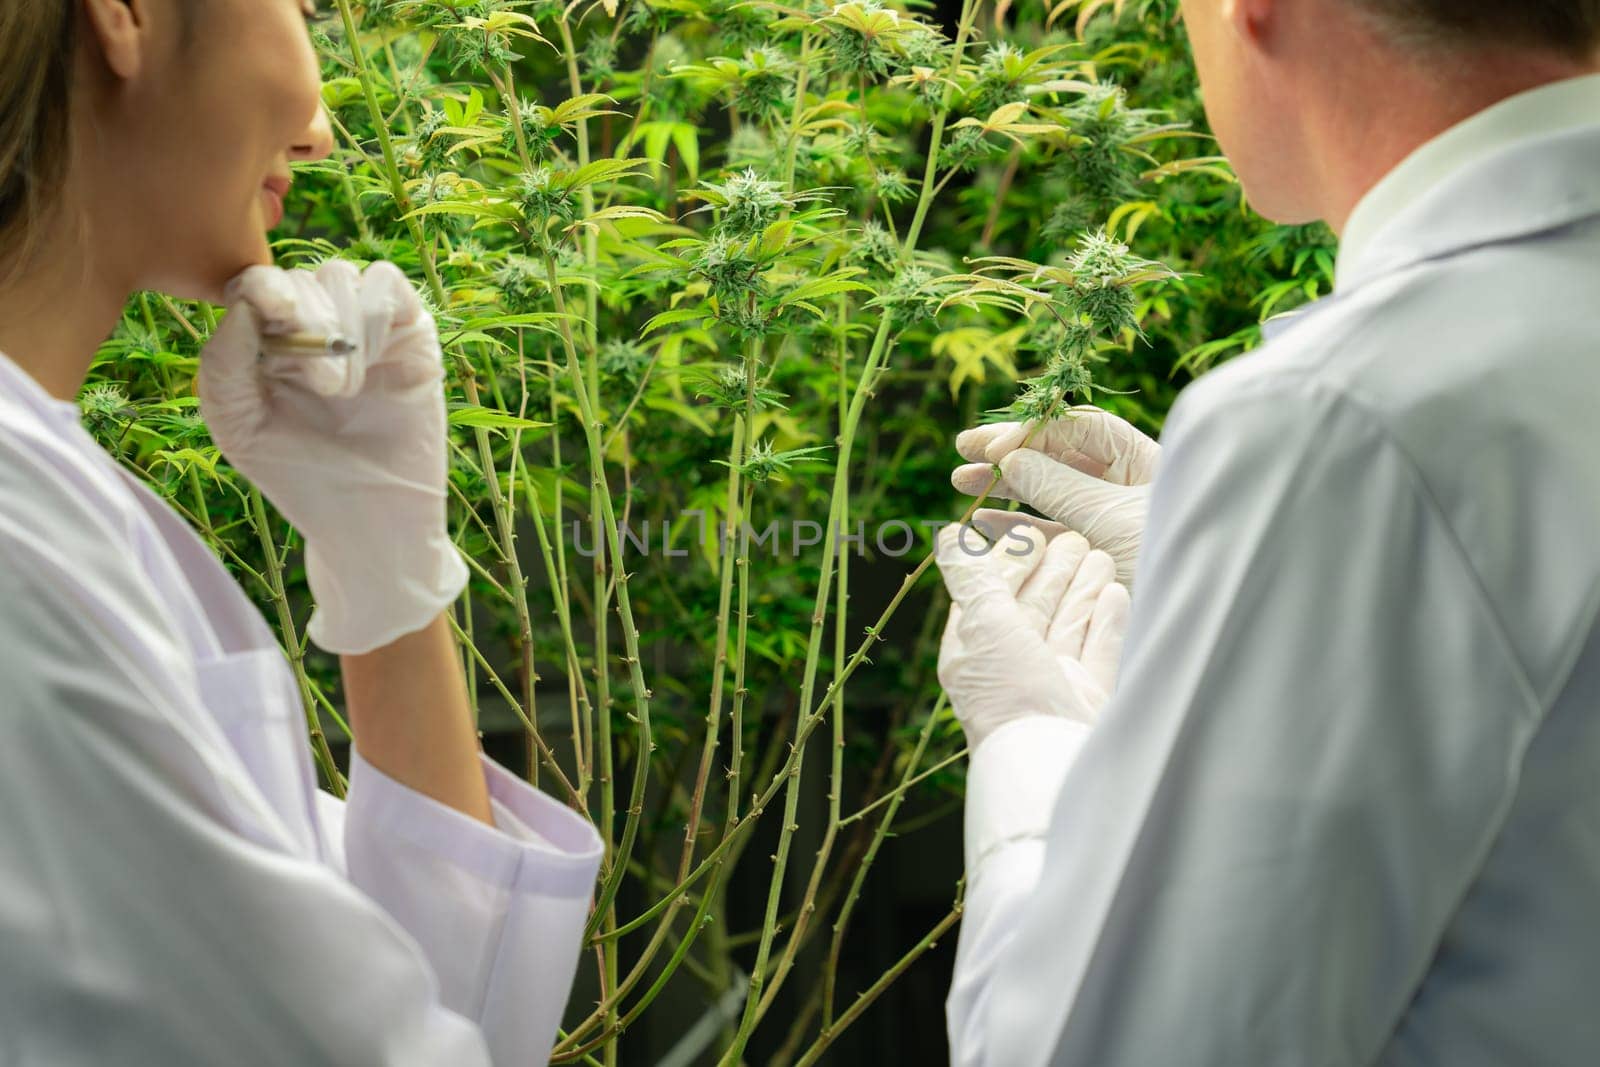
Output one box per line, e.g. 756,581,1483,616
261,175,292,229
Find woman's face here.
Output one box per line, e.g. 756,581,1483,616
77,0,334,303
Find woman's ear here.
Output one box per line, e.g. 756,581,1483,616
80,0,147,80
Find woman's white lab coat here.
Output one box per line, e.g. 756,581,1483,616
0,350,603,1064
946,76,1600,1066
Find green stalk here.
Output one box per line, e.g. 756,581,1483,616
746,301,852,1024
554,17,602,353
330,0,445,299
724,479,755,836
524,472,594,802
717,7,984,1052
672,336,758,884
445,612,584,808
793,894,965,1067
538,50,612,1016
464,352,542,778
248,487,344,796
780,33,815,191
547,374,583,788
553,865,730,1063
542,261,654,938
823,694,948,1025
332,0,546,791
838,743,966,826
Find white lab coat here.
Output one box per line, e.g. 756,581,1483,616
949,77,1600,1065
0,351,603,1063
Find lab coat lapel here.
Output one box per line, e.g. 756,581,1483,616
1338,122,1600,293
108,463,326,858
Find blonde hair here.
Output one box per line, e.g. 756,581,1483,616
0,0,77,289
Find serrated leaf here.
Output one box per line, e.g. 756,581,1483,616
401,200,519,222
567,157,652,189
448,406,552,431
641,307,710,336
585,205,670,225
778,274,876,308
670,123,700,184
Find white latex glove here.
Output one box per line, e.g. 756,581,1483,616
950,407,1161,587
198,260,468,655
935,519,1130,750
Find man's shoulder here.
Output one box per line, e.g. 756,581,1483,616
1168,239,1600,694
1177,228,1600,467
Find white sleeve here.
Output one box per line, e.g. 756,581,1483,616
319,749,602,1067
951,372,1541,1067
0,550,590,1067
946,717,1091,1065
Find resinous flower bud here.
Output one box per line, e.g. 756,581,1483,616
699,169,793,238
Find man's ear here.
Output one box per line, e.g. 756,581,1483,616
1228,0,1279,47
80,0,146,80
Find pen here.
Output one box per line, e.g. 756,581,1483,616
261,332,357,358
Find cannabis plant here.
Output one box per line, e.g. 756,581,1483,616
86,0,1332,1060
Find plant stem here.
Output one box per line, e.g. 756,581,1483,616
838,743,966,826
673,336,758,887
248,487,344,796
745,300,853,1027
542,260,654,940
718,8,984,1053
824,694,949,1024
793,892,965,1067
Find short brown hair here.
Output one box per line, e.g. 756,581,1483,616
0,0,78,287
1356,0,1600,60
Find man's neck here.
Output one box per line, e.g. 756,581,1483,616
1312,49,1600,239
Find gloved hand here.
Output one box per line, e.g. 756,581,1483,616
935,517,1130,750
198,259,468,655
950,407,1160,587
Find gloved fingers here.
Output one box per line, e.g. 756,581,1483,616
359,260,443,389
1045,548,1117,659
954,592,1040,653
358,260,425,328
981,408,1161,486
287,259,366,399
997,448,1139,532
196,298,270,449
312,256,363,310
1016,530,1090,632
955,422,1016,464
1052,657,1110,723
228,264,357,399
222,265,300,330
1080,582,1131,695
950,460,1019,501
967,507,1069,544
936,603,964,679
934,521,1047,606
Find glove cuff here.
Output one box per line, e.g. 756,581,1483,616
964,716,1091,874
303,538,470,655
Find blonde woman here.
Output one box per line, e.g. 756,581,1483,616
0,1,602,1064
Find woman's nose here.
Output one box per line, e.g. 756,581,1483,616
290,104,335,162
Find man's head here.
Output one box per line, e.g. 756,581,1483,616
1354,1,1600,60
1179,0,1600,228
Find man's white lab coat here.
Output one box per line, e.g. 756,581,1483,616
0,351,603,1060
949,75,1600,1065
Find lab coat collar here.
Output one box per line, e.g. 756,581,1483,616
1335,74,1600,294
0,348,88,433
